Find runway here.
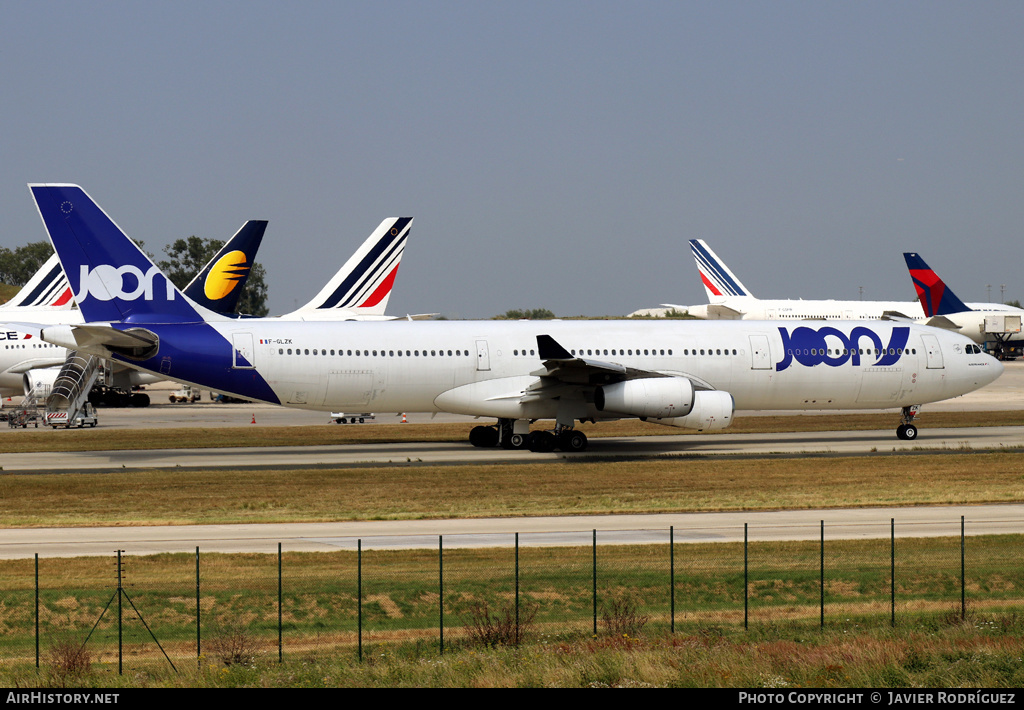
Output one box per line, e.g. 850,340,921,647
2,425,1022,473
2,504,1020,559
1,363,1021,559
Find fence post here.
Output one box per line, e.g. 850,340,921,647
744,523,748,630
670,525,675,634
515,532,520,646
34,553,39,671
195,546,200,667
820,520,824,629
439,535,444,656
278,542,282,663
357,539,362,662
890,518,895,628
592,529,597,636
961,515,966,621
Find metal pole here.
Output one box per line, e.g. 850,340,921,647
34,553,39,671
744,523,748,630
890,518,895,628
357,539,362,662
117,550,123,676
820,520,824,629
278,542,282,663
592,529,598,636
439,535,444,655
961,515,966,621
515,532,520,646
195,547,200,667
670,526,675,634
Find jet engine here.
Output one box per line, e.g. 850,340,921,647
649,390,734,431
22,367,61,398
595,377,695,419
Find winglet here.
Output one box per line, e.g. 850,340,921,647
904,252,971,317
689,239,753,300
182,220,268,314
29,184,205,324
536,334,573,360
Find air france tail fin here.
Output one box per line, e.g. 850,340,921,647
903,252,971,317
182,220,268,315
0,253,74,310
689,239,753,301
29,184,212,324
284,217,412,318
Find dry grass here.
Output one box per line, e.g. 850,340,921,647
1,451,1022,528
1,410,1022,454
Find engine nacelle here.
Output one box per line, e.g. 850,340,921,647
595,377,695,419
22,367,62,398
649,390,734,431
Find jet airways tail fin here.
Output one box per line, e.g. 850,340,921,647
29,184,212,324
0,253,74,310
284,217,412,318
689,239,754,301
904,252,971,317
182,220,268,315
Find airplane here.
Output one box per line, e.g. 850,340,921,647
24,184,1003,448
905,252,1023,359
669,240,1024,348
0,213,419,400
0,253,73,311
0,220,267,399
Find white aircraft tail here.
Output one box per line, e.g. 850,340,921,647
283,218,412,319
0,253,74,310
689,239,754,301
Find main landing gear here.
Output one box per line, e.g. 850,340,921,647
469,418,588,452
896,405,920,441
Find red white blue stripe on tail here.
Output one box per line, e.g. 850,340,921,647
689,239,753,300
0,253,73,310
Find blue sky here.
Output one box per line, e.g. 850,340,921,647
2,1,1022,317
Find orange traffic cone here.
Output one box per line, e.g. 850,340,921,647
401,413,408,423
251,413,257,424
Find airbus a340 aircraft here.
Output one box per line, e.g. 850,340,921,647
27,184,1002,449
671,240,1024,350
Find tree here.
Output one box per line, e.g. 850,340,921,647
0,241,54,286
157,236,269,316
493,308,556,320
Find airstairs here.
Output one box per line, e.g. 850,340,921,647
44,351,104,428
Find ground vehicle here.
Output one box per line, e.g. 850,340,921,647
45,401,97,428
170,385,201,403
331,412,375,424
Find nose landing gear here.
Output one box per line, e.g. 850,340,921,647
896,405,920,440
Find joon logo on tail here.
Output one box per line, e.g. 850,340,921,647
775,326,911,372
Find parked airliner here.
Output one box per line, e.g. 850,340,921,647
26,185,1003,447
670,240,1024,351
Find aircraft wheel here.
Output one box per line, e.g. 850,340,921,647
559,430,588,452
469,425,498,448
528,431,556,452
503,432,529,450
902,424,917,440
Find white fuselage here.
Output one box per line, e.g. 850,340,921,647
65,318,1001,419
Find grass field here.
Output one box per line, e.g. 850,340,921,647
2,415,1023,687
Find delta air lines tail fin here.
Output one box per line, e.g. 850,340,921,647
689,239,754,301
182,220,268,315
285,217,412,318
903,252,971,317
29,184,216,324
